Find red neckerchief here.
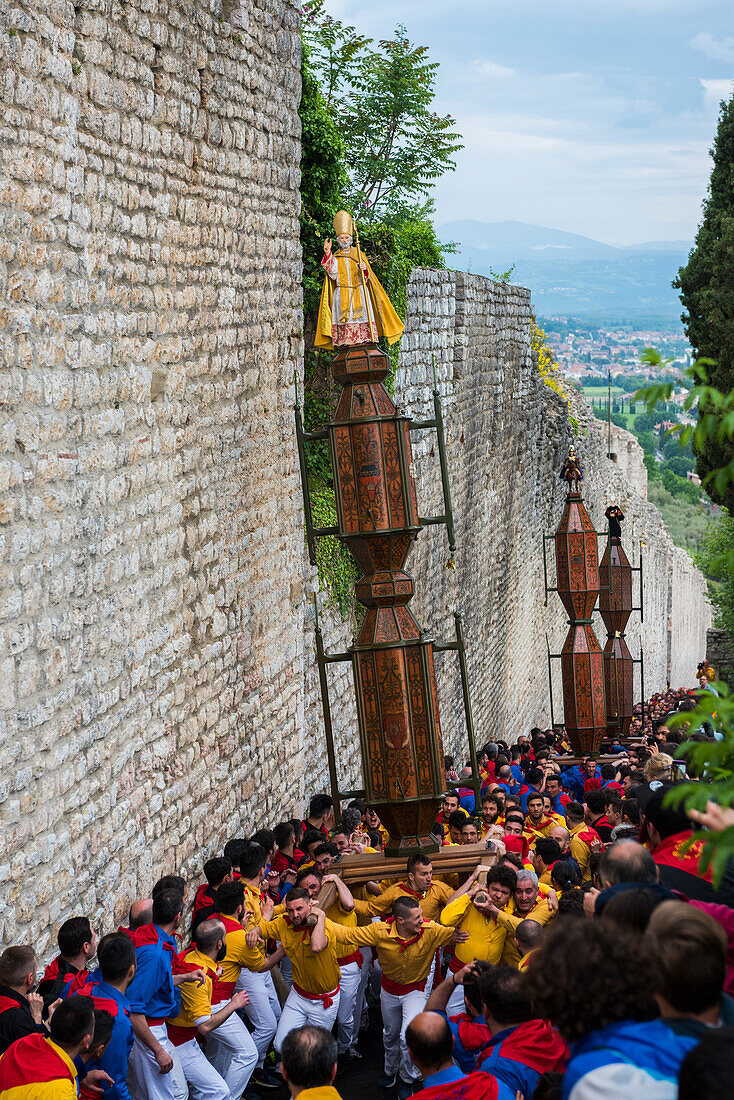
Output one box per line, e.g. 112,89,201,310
284,914,311,942
385,916,430,952
654,830,713,883
398,881,427,900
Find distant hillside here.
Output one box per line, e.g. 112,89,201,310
439,220,692,325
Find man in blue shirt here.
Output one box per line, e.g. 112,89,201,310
406,1011,514,1100
125,889,205,1100
72,932,137,1100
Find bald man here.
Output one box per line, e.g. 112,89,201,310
129,901,154,931
515,920,544,972
405,1012,513,1099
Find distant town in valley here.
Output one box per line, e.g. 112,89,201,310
540,318,692,378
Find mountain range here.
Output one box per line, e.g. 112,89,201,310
438,220,693,325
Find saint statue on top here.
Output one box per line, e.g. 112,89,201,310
315,209,405,350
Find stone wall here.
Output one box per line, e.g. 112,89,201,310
707,627,734,686
0,0,712,951
0,0,304,949
305,270,712,773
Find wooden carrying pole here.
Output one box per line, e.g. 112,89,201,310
353,217,377,343
334,841,498,888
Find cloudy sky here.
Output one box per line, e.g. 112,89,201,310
328,0,734,245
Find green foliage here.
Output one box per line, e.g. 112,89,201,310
647,481,712,552
661,685,734,884
634,410,659,434
298,5,458,609
310,484,358,618
660,467,701,503
675,92,734,509
303,5,462,222
694,513,734,638
637,430,656,455
665,454,694,478
643,453,660,479
300,46,347,339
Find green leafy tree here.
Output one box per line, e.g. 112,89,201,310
675,92,734,510
695,513,734,638
304,5,462,222
664,454,693,478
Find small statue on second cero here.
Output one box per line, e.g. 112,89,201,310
560,446,583,494
315,210,405,350
605,504,625,539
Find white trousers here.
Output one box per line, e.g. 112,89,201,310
207,1002,258,1098
128,1024,188,1100
446,981,466,1017
176,1038,231,1100
336,959,362,1052
273,986,340,1053
235,968,281,1067
356,946,373,1029
279,955,293,989
380,987,428,1083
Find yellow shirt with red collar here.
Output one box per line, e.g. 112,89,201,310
495,896,556,967
259,914,342,995
369,879,454,922
518,948,539,972
213,911,268,1000
569,821,600,881
0,1034,78,1099
330,919,454,990
167,947,217,1045
523,814,556,841
295,1088,344,1100
439,895,506,968
242,881,268,925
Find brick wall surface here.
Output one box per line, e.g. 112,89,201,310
0,0,304,951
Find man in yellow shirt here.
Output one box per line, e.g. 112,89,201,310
213,879,284,1095
439,865,517,1014
0,998,100,1100
255,888,344,1054
483,869,556,968
565,802,603,882
229,845,287,1088
368,854,456,923
287,867,364,1061
523,794,556,842
329,895,467,1100
280,1024,344,1100
166,919,251,1100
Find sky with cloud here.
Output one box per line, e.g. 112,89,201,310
327,0,734,245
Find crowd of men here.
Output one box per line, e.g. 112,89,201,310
1,705,733,1100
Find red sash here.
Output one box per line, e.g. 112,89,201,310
292,980,339,1009
337,949,363,968
381,974,427,995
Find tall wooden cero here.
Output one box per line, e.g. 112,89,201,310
599,505,643,740
296,344,478,855
552,451,607,753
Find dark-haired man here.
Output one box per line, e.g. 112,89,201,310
303,794,335,837
638,781,734,906
192,858,232,922
126,889,204,1100
368,855,455,924
476,967,567,1096
38,917,97,1006
545,774,570,816
523,793,554,841
280,1024,343,1099
585,788,613,843
214,878,284,1091
0,945,45,1054
72,931,137,1100
255,889,343,1052
328,895,465,1099
440,866,516,1013
565,801,602,882
0,997,98,1098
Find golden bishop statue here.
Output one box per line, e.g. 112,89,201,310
315,209,405,349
